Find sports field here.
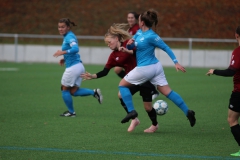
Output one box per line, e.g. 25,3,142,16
0,62,238,160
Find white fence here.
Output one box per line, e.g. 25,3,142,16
0,33,237,68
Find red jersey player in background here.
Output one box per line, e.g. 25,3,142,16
81,24,159,133
206,26,240,157
114,11,159,100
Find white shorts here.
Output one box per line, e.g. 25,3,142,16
61,63,84,87
124,62,168,86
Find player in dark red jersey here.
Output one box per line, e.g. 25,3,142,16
206,26,240,157
81,24,159,133
114,12,159,100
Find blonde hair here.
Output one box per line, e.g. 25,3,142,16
104,23,132,42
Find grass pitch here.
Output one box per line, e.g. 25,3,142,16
0,62,239,160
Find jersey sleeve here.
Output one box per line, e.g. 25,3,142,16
150,35,178,64
104,53,116,70
66,35,79,54
229,49,240,70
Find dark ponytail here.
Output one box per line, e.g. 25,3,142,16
59,18,77,27
140,9,158,30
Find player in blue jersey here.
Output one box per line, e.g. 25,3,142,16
118,9,196,131
53,18,103,117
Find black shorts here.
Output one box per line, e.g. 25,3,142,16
229,91,240,112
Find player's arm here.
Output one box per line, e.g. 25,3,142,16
118,47,134,54
81,68,110,80
152,36,178,64
53,37,79,57
206,68,236,77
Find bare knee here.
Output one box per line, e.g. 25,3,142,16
70,87,78,96
114,67,122,74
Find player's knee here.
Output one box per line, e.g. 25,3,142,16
114,67,121,74
118,92,122,98
227,116,238,126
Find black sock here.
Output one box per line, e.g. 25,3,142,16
120,98,128,113
117,70,126,79
147,108,158,126
231,124,240,146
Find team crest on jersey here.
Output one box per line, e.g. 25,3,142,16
116,57,119,61
140,37,144,42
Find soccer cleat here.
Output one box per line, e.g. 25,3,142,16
187,110,196,127
94,89,103,104
121,110,138,123
152,91,160,100
230,150,240,156
60,111,76,117
127,118,140,132
144,124,159,133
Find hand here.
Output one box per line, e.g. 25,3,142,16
127,39,134,45
206,69,214,76
59,59,65,66
118,46,132,54
53,50,64,57
80,72,93,81
175,63,186,73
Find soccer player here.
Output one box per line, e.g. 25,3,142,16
53,18,103,117
114,12,140,79
81,24,159,133
118,9,196,129
206,26,240,157
114,12,159,100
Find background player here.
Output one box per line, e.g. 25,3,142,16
53,18,103,117
206,26,240,157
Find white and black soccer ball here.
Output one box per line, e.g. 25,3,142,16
153,100,168,116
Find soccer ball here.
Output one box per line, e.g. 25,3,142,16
153,100,168,116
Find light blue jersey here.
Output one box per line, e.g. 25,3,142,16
133,29,178,66
62,31,81,68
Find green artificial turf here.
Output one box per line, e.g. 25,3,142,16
0,62,239,160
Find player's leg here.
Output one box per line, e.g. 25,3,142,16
119,85,141,132
158,85,196,127
60,85,76,117
150,62,196,127
228,92,240,157
71,63,103,104
119,79,137,123
139,85,158,133
141,81,159,100
118,85,140,114
114,67,126,78
60,67,76,117
119,65,157,123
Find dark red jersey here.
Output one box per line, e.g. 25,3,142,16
128,23,140,35
105,41,136,74
228,46,240,92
